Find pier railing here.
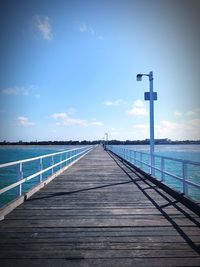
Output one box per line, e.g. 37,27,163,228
0,146,92,208
107,145,200,202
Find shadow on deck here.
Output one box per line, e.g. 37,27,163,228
0,146,199,267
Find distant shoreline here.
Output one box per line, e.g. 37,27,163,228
0,139,200,146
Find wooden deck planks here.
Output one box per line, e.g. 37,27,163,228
0,146,200,266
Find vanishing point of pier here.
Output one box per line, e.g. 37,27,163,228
0,146,200,266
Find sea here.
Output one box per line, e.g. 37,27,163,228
115,144,200,202
0,145,83,207
0,144,200,207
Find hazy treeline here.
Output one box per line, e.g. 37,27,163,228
0,139,200,146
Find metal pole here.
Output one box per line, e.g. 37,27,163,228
105,133,108,147
149,71,155,175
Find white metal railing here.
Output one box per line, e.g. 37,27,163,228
107,145,200,202
0,146,93,207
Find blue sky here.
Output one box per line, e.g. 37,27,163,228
0,0,200,141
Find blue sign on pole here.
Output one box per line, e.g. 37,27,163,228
144,92,157,101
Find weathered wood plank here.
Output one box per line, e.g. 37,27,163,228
0,146,199,266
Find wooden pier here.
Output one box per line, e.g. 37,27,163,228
0,146,200,266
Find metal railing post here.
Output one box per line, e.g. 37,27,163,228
17,162,23,197
140,153,143,169
133,151,136,165
129,149,131,162
38,158,43,182
182,162,188,195
152,154,155,176
51,156,54,175
161,157,165,182
60,154,62,169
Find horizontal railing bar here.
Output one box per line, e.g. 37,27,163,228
130,157,184,182
107,146,200,194
152,166,183,181
130,158,150,168
0,180,22,195
153,153,200,166
114,146,200,166
185,180,200,189
149,165,200,188
0,146,91,169
0,147,92,196
24,148,90,182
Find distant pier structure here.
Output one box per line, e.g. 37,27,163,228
0,146,200,266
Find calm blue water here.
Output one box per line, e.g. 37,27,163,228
123,144,200,162
118,145,200,202
0,145,200,206
0,145,78,164
0,145,83,207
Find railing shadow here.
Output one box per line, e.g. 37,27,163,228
26,181,133,201
107,150,200,255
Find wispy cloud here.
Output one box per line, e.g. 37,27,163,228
79,23,95,35
127,100,148,116
51,113,67,120
91,121,103,126
59,117,87,126
1,86,30,96
174,111,182,117
186,110,196,117
103,99,123,107
79,23,87,32
17,116,35,126
34,15,53,41
51,112,103,127
134,118,200,140
1,85,40,99
79,23,103,40
174,109,199,118
67,108,77,115
132,118,200,140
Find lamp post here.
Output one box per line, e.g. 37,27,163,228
105,133,108,147
136,71,157,175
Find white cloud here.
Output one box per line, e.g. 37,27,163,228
1,86,30,96
63,117,87,126
1,85,40,99
34,15,53,41
131,117,200,140
156,119,200,140
79,23,95,35
174,110,198,118
174,111,182,117
127,100,148,116
104,99,123,106
51,112,103,127
186,110,196,117
79,23,103,39
91,121,103,126
17,116,35,126
67,108,77,115
51,113,67,119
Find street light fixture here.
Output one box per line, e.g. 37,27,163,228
136,71,157,175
